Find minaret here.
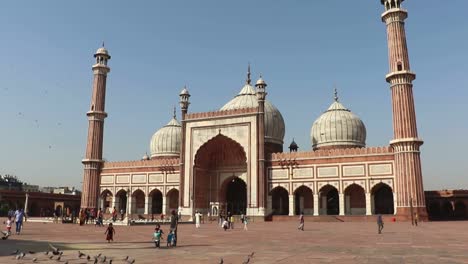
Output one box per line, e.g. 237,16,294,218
380,0,427,219
255,74,267,214
81,44,111,209
179,86,190,211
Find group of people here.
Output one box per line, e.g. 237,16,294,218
4,209,25,235
217,211,248,231
78,208,104,226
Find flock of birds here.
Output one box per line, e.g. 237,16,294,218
10,243,136,264
219,252,255,264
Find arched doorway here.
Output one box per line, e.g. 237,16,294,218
454,201,467,219
167,189,179,214
344,184,365,215
100,190,113,213
372,183,394,214
294,186,313,215
271,186,289,215
115,189,128,213
150,189,163,214
194,134,247,213
224,177,247,215
441,201,454,219
320,185,339,215
428,201,441,220
132,190,145,214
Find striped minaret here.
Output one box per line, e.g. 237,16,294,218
380,0,427,219
81,45,111,209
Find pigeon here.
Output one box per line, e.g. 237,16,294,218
219,258,224,264
57,256,61,261
94,258,98,264
49,255,54,259
87,255,91,261
248,252,255,258
101,256,107,263
32,258,38,262
78,251,86,258
123,256,129,261
11,249,19,255
109,260,113,264
127,260,135,264
49,243,60,255
45,251,49,255
1,231,10,240
28,251,36,254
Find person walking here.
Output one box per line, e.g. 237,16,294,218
195,211,202,228
243,216,248,231
414,213,419,226
170,210,178,246
298,212,304,231
104,223,115,243
377,215,384,234
14,209,24,235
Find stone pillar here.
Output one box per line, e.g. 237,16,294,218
127,195,133,216
162,195,167,216
345,195,350,215
144,196,150,215
365,193,372,215
255,74,267,213
371,194,375,214
267,195,272,215
339,193,345,216
313,194,319,216
288,195,295,216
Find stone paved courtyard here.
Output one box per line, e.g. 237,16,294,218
1,220,468,263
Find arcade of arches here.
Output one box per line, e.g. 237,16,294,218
99,188,179,215
268,183,395,216
193,134,248,215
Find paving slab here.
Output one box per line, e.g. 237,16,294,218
1,220,468,263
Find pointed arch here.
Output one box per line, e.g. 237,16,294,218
344,184,365,215
270,186,289,215
294,185,313,215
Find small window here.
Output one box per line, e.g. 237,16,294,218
91,105,94,111
397,62,403,71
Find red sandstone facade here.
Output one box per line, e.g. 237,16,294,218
80,2,429,221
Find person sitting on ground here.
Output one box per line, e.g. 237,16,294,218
222,219,229,231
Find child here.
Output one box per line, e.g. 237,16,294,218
104,223,115,243
166,230,174,247
243,216,248,231
6,217,12,235
222,219,229,231
153,224,164,248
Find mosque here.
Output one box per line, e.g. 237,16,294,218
80,0,428,220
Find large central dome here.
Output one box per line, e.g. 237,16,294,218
311,92,366,150
220,80,285,145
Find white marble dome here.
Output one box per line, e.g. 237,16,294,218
311,98,366,150
220,83,285,145
150,116,182,158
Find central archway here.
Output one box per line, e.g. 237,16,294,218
225,177,247,215
194,134,247,213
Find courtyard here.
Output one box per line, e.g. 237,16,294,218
1,220,467,263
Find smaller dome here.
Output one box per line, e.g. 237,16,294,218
95,47,109,56
150,116,182,158
180,86,190,96
311,95,366,150
289,139,299,152
255,77,266,86
142,153,149,160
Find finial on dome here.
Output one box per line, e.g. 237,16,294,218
173,106,176,119
334,87,339,102
102,41,105,47
246,63,251,85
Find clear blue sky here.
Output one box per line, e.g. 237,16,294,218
0,1,467,190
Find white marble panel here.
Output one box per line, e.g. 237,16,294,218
166,173,180,183
317,166,338,178
149,173,164,183
132,174,146,184
343,165,365,177
270,169,288,180
369,163,392,176
293,168,313,179
101,175,114,184
116,175,130,184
